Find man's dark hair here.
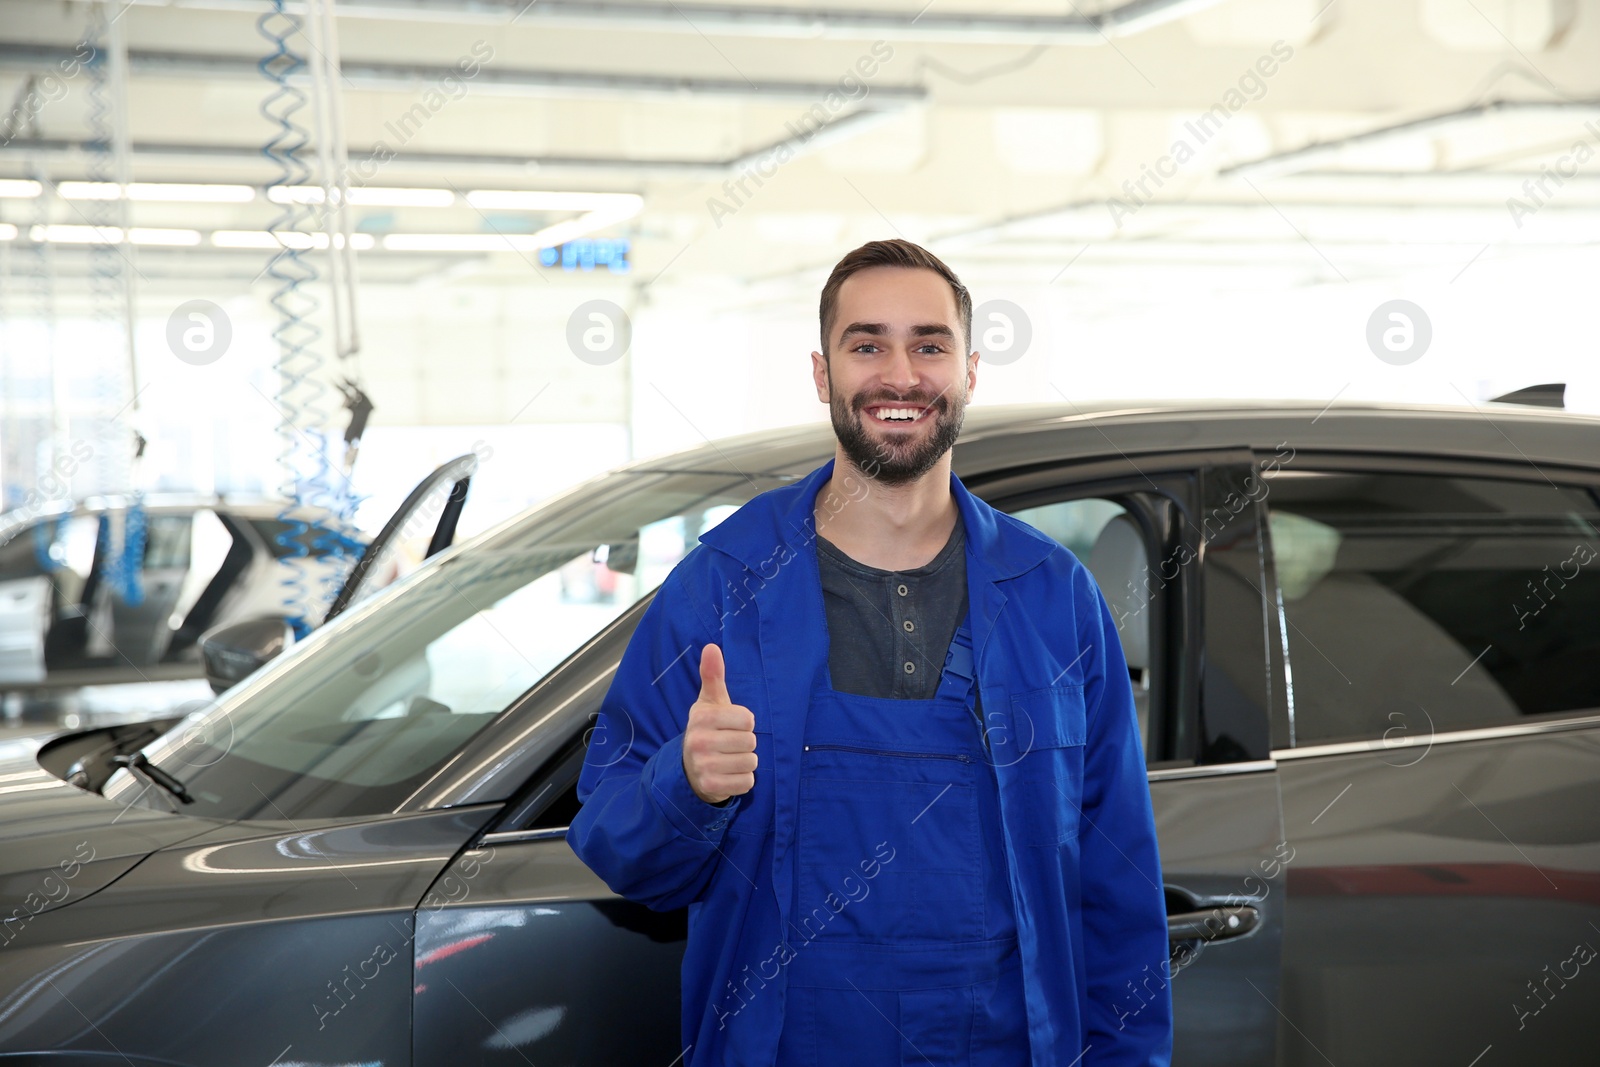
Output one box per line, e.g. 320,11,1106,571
818,238,972,361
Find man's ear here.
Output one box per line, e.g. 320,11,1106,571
811,350,830,403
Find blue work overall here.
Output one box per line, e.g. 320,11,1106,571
772,603,1032,1066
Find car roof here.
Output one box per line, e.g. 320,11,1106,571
616,398,1600,480
0,497,342,526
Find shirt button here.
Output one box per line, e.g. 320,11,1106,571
897,583,908,596
902,620,914,632
904,661,915,674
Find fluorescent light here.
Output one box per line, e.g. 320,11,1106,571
211,230,374,250
0,224,16,241
130,228,203,246
134,183,255,203
531,209,637,249
465,190,642,213
266,186,454,207
382,233,547,252
380,193,642,253
351,187,454,207
21,224,201,245
0,180,42,199
55,182,123,200
266,187,322,205
212,230,291,249
58,181,256,203
461,192,642,250
30,224,123,243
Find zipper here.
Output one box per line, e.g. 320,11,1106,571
804,743,973,763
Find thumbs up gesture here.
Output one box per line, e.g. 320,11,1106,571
682,643,758,806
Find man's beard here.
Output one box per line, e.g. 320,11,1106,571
829,371,968,488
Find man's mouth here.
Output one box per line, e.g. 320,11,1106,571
862,403,933,425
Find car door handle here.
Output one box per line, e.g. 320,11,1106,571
1167,904,1260,943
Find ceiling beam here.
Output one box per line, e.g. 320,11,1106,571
55,0,1232,44
0,43,928,103
0,105,905,180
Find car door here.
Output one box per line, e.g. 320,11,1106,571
107,509,193,665
1262,454,1600,1065
413,451,1289,1065
198,454,479,692
0,803,496,1066
323,450,480,624
0,518,53,685
982,453,1288,1066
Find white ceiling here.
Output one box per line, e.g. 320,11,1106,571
0,0,1594,295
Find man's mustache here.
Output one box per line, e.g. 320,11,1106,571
853,395,944,412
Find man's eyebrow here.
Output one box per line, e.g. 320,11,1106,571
838,322,956,342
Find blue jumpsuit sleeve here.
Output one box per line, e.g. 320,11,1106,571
567,564,745,913
1074,562,1174,1065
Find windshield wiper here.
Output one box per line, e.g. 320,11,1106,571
112,753,195,805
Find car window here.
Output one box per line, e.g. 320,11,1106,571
1264,469,1600,747
0,519,45,581
0,514,98,608
109,472,776,821
1010,497,1154,755
142,514,193,570
248,517,363,560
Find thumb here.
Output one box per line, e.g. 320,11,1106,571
698,642,732,705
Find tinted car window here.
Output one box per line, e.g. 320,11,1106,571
249,517,363,559
0,520,45,581
1265,469,1600,747
1011,497,1154,754
142,514,193,570
107,472,777,820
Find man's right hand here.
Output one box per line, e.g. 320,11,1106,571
682,642,757,806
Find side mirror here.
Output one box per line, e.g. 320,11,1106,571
199,616,294,694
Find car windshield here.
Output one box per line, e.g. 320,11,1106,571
104,470,782,820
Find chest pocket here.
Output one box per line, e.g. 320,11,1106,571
1009,685,1088,846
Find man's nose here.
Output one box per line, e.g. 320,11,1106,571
879,345,921,392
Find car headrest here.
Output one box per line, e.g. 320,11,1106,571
1085,513,1149,670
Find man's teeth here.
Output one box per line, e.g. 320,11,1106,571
873,407,925,421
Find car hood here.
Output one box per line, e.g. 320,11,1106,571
0,748,228,921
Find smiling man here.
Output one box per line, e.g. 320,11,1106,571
569,238,1172,1066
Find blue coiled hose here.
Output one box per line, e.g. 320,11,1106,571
259,0,322,639
258,0,363,637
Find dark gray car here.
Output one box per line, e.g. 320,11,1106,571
4,398,1598,1066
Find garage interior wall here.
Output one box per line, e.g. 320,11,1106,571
0,0,1597,534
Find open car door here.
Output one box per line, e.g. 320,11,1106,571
199,452,479,692
322,451,479,623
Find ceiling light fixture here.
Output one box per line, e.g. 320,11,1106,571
266,186,455,207
58,181,257,202
211,230,375,250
